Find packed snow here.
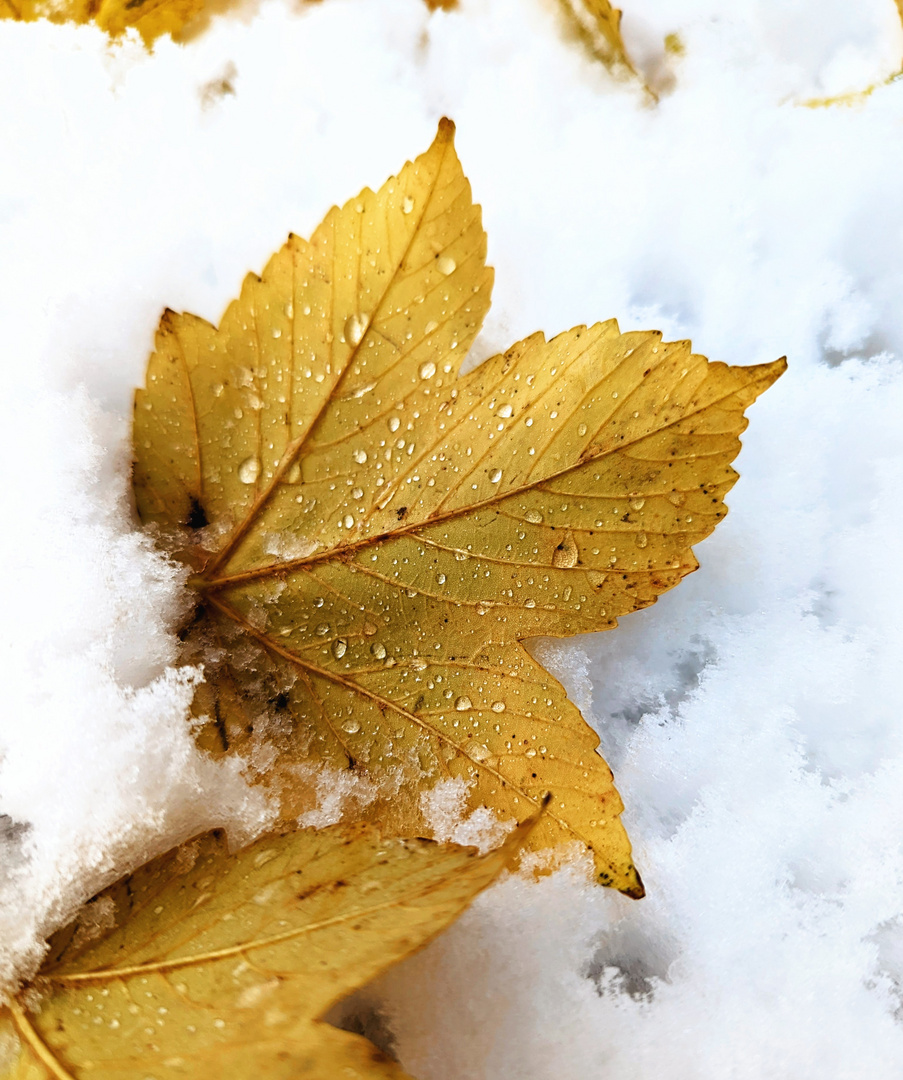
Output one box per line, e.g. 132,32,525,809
2,0,903,1074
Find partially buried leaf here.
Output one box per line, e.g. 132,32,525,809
0,820,529,1079
0,0,204,45
132,119,785,898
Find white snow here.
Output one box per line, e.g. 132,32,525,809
2,0,903,1074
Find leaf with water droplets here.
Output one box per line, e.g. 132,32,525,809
0,0,204,45
0,820,530,1079
132,119,785,898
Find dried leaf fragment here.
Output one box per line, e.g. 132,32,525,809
0,0,204,45
132,119,785,899
558,0,636,75
0,821,529,1079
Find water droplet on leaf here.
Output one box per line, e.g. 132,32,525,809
344,314,366,346
238,457,260,484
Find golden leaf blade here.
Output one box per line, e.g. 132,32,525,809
0,821,530,1079
0,0,203,44
132,121,785,898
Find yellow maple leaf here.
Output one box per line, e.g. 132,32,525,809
0,820,530,1079
0,0,204,45
132,119,785,899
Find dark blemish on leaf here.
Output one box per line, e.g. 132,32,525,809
186,496,208,530
212,701,229,751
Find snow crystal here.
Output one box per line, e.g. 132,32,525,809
3,0,903,1073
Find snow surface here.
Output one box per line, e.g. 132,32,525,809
2,0,903,1074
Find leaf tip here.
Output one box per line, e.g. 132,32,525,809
437,116,456,141
620,868,646,900
748,355,788,399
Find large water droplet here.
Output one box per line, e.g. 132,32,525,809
388,416,401,433
353,448,368,464
343,514,355,528
497,404,513,418
491,701,506,713
489,468,502,484
524,509,543,524
238,457,260,484
436,572,447,585
341,719,361,734
630,498,646,511
419,361,437,380
455,695,473,711
525,599,536,609
345,314,365,346
332,639,348,659
552,533,578,569
371,642,387,659
636,532,648,548
315,623,330,636
437,255,456,276
284,461,301,484
403,196,415,214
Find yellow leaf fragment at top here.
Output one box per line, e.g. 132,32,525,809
0,821,530,1079
132,119,785,899
0,0,204,45
799,0,903,108
558,0,637,76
